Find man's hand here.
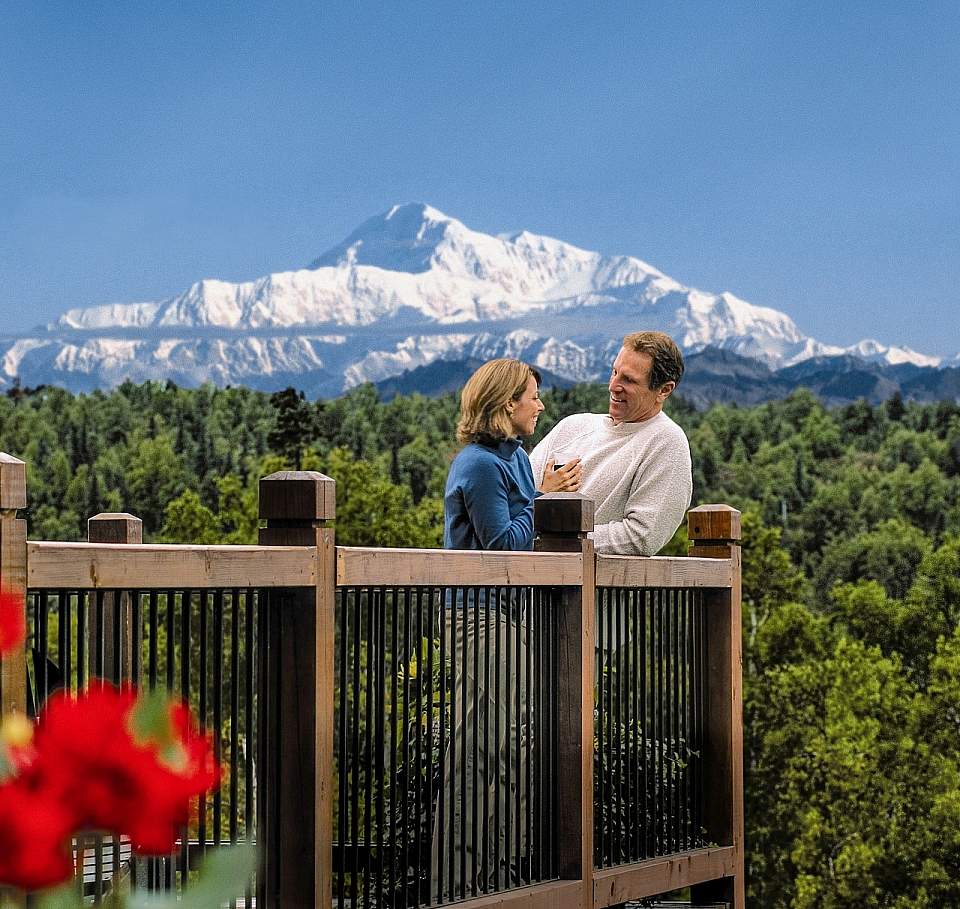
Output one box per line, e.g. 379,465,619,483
538,458,583,493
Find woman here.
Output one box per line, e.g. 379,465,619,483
436,358,579,898
443,358,545,550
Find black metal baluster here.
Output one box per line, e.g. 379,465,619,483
596,589,605,867
503,586,512,890
524,587,533,884
351,588,361,909
336,589,348,909
364,589,375,909
386,587,397,907
94,589,104,682
401,588,413,908
425,587,436,907
148,592,158,691
180,590,191,888
38,591,49,703
378,587,388,909
414,587,425,905
213,590,224,858
59,590,72,692
621,587,632,865
481,587,491,893
493,586,501,892
131,591,141,688
470,586,480,898
146,590,158,891
437,586,448,904
198,590,209,862
77,591,88,691
229,590,240,908
244,588,255,908
513,587,522,886
447,588,457,901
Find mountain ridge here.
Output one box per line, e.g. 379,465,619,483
1,202,955,401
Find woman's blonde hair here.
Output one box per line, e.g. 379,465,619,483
456,358,541,444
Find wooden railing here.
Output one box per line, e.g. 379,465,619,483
0,453,743,908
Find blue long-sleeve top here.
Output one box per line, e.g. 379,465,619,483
444,438,538,550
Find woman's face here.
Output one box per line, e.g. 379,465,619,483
507,375,544,437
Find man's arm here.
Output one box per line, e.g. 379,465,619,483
592,440,693,556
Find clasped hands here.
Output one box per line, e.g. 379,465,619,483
539,457,583,493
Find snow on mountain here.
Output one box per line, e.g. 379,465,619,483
843,339,941,368
2,202,945,395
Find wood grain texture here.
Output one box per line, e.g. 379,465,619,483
336,546,583,587
444,879,582,909
0,511,27,718
0,453,27,510
535,492,595,534
593,846,738,907
686,505,742,543
544,537,595,909
259,471,335,522
87,514,141,684
27,542,317,590
595,555,733,589
256,480,334,909
688,537,745,909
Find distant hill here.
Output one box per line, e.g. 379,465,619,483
372,346,960,408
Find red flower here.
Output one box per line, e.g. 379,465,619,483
0,587,24,657
25,685,219,855
0,775,74,890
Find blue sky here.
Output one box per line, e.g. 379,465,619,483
1,2,958,354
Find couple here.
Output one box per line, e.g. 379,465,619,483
431,331,692,900
444,330,693,555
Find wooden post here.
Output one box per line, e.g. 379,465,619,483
257,470,336,909
687,505,744,909
0,453,27,719
88,513,142,685
535,492,595,908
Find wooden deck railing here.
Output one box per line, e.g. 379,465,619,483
0,453,743,908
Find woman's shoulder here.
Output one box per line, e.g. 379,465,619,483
451,442,506,476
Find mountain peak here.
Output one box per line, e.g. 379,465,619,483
309,202,461,273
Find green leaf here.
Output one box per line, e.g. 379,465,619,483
33,884,86,909
0,741,12,783
126,846,257,909
128,689,185,769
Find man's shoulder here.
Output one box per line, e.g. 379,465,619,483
655,410,690,440
552,412,604,433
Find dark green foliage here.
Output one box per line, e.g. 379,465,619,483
6,379,960,904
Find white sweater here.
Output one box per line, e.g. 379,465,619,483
530,411,693,555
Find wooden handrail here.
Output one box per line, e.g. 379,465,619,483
26,541,318,589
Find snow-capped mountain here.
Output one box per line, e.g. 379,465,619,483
0,203,950,396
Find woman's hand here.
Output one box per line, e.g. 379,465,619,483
538,458,583,493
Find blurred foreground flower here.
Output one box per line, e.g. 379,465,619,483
0,684,219,892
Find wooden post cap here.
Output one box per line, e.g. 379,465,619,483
259,471,336,523
535,492,595,535
88,513,143,544
687,504,742,543
0,453,26,511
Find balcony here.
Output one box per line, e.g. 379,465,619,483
0,453,743,907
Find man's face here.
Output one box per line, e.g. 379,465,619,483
607,347,674,424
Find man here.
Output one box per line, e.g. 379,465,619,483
530,331,692,555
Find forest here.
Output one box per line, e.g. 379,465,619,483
3,378,960,907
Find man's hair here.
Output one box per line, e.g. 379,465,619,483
456,359,542,444
622,331,685,390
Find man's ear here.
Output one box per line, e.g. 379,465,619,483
659,381,676,399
